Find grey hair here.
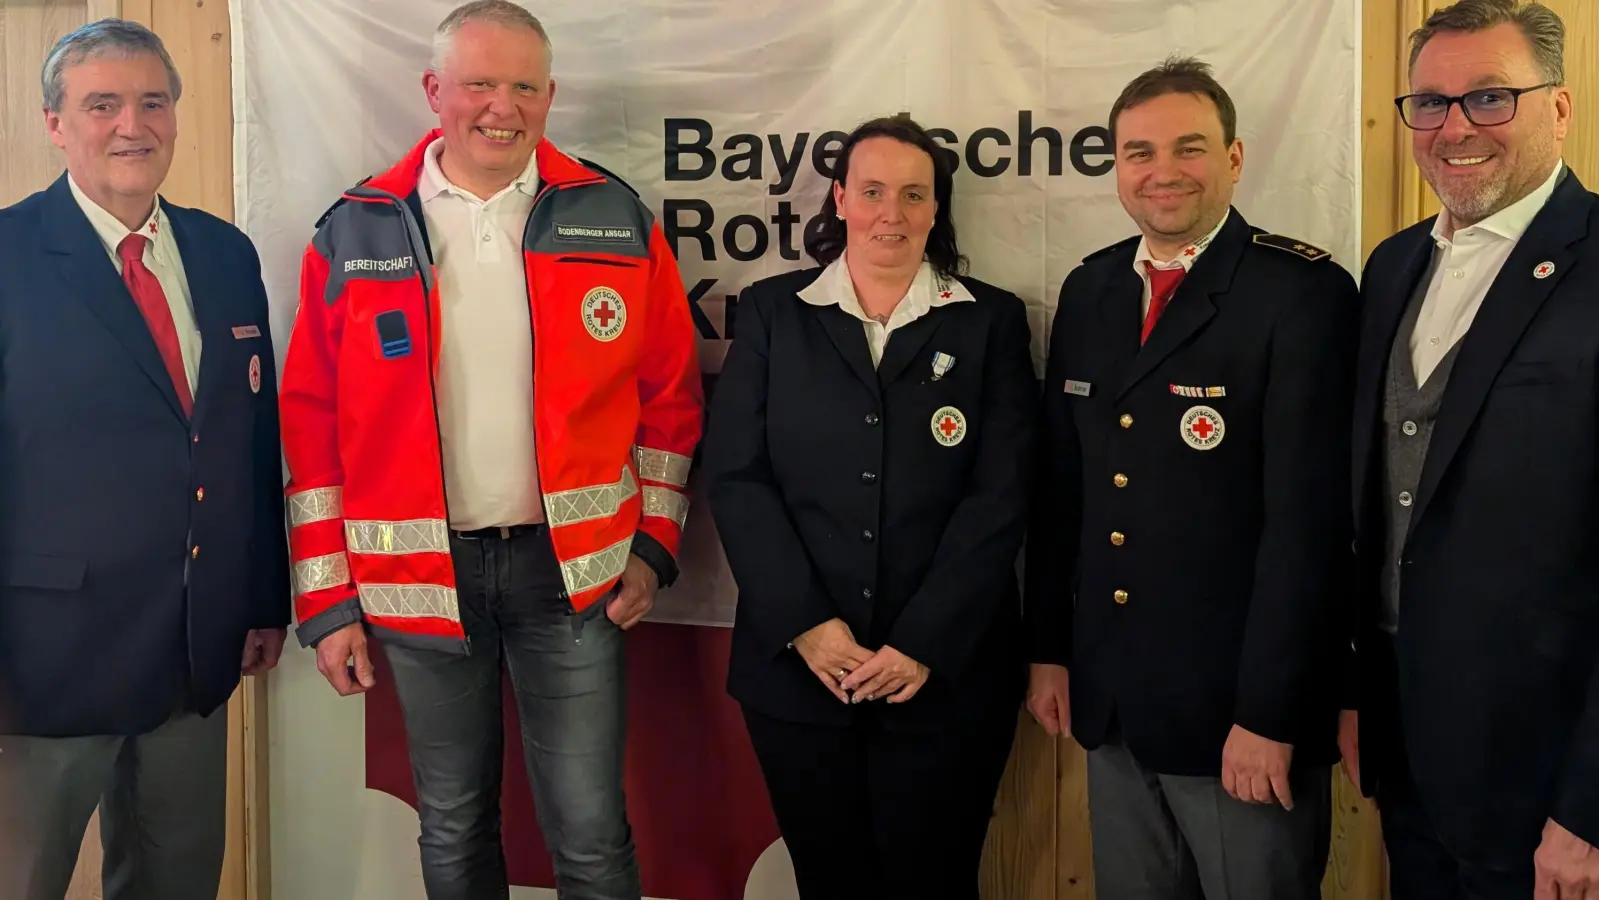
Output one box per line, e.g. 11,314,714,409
431,1,553,73
1410,0,1565,85
41,18,182,113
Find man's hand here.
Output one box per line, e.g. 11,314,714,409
1535,818,1599,900
1338,709,1361,793
1222,724,1297,809
240,628,287,677
314,622,376,696
840,645,929,704
606,554,658,630
1026,663,1071,737
792,618,874,703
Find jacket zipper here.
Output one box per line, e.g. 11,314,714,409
345,187,470,654
526,176,606,619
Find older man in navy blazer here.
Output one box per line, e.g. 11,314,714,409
0,19,288,900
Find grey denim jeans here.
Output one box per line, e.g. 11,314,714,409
380,526,639,900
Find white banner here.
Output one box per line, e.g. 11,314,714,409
236,1,1358,896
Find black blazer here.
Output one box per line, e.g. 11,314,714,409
1351,170,1599,860
704,267,1035,730
1026,209,1358,775
0,175,290,737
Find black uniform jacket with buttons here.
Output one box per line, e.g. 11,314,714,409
704,266,1036,730
1350,170,1599,859
1025,209,1358,775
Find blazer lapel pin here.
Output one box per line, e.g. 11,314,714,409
931,352,956,381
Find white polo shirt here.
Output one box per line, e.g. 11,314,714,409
418,138,545,530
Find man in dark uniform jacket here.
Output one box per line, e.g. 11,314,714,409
1024,56,1359,900
1346,2,1599,897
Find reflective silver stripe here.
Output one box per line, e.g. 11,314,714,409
545,467,638,528
345,519,450,555
288,487,343,528
357,583,460,621
641,487,689,529
293,552,350,597
634,446,691,487
560,535,633,597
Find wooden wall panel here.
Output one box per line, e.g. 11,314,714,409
0,0,86,207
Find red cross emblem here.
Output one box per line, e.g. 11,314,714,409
939,416,959,437
939,290,953,299
593,301,616,328
1180,404,1225,450
582,286,627,341
1534,261,1555,279
931,406,966,446
1190,416,1214,439
1183,246,1197,257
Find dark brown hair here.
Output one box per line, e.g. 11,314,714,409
1108,55,1238,148
804,113,967,278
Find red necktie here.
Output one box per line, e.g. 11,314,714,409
118,233,193,415
1141,261,1186,344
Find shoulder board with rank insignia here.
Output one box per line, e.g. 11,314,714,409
1252,233,1331,262
1082,234,1141,263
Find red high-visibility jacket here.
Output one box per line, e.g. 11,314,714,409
280,131,703,650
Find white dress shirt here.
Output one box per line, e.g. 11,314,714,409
1130,210,1230,318
1410,161,1565,386
797,254,976,365
418,138,545,530
69,174,201,394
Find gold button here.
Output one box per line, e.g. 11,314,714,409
1111,531,1125,546
1114,589,1129,604
1119,414,1134,429
196,487,205,502
191,546,199,559
1113,473,1128,488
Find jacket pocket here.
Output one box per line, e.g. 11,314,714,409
3,553,87,590
1495,359,1581,388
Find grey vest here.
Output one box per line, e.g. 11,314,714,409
1379,279,1463,632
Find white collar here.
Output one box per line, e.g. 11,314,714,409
797,255,976,324
68,173,169,264
419,135,540,204
1433,160,1564,246
1133,208,1231,276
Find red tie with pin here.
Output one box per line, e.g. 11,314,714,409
118,233,193,415
1141,261,1186,344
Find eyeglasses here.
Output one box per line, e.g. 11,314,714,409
1395,83,1556,130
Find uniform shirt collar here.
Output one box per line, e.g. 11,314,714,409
1133,208,1230,276
1432,159,1564,247
419,135,540,204
68,173,170,265
797,254,975,323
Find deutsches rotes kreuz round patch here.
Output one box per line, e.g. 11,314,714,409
1179,405,1224,450
581,286,627,342
249,354,262,394
931,406,967,447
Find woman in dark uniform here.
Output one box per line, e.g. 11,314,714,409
702,114,1036,899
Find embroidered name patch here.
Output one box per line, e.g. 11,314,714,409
555,224,637,244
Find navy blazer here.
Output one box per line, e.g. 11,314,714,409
705,267,1035,730
0,174,289,737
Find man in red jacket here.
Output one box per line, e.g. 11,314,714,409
278,2,702,897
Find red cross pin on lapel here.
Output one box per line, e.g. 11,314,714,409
1534,261,1556,279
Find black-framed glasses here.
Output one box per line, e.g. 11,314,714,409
1395,83,1556,130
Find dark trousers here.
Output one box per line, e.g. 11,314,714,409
1370,635,1535,900
380,526,638,900
0,710,228,900
741,703,1016,900
1085,729,1331,900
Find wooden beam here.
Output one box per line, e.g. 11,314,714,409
85,0,120,22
